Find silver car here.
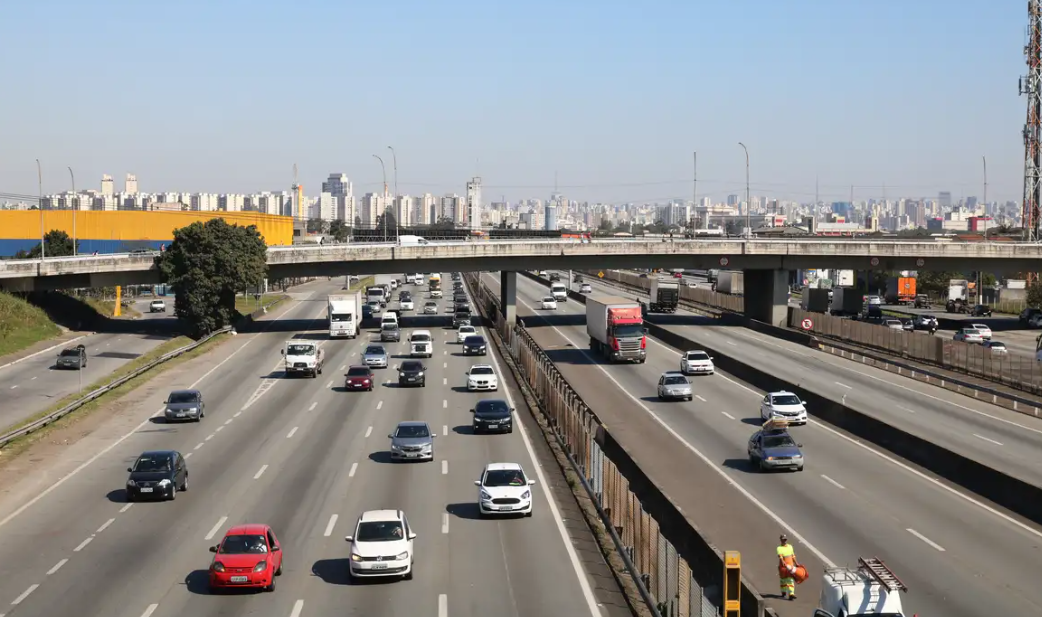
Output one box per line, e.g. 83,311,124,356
423,301,439,315
163,389,205,422
388,421,436,462
657,372,693,401
363,345,389,368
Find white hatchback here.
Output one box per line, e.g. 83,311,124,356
475,462,536,517
345,510,415,580
680,350,714,375
541,296,558,310
456,325,477,343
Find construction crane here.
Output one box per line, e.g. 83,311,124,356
1021,0,1042,248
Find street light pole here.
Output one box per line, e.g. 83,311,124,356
387,146,399,238
373,154,388,241
68,166,76,255
36,159,45,260
738,142,750,235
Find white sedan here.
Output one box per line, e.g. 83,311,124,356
467,365,499,391
680,350,714,375
970,323,992,339
954,328,984,343
456,325,477,343
475,462,535,517
399,299,414,311
345,509,415,580
540,296,558,310
760,391,808,425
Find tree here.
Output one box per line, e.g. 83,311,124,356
20,230,79,258
306,218,328,234
375,210,398,236
159,218,268,337
1028,282,1042,308
431,216,456,230
329,219,350,243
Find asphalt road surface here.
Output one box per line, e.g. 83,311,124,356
488,271,1042,617
0,277,613,617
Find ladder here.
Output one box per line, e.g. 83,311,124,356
858,557,908,592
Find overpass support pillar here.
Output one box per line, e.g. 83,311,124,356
500,271,517,326
742,269,789,327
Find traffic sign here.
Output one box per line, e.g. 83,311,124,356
597,271,605,278
916,258,925,267
720,257,729,267
800,318,814,330
869,257,880,267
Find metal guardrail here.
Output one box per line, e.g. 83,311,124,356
0,326,232,448
464,273,721,617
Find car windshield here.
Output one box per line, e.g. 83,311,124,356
544,297,556,302
60,349,80,357
365,346,385,355
885,320,901,326
475,400,511,417
989,342,1006,348
347,367,370,377
471,367,494,375
133,455,172,472
465,336,485,345
400,362,422,371
663,376,687,386
483,469,527,487
425,302,436,307
219,534,268,554
771,395,801,406
355,521,405,542
763,435,797,449
395,425,430,438
331,313,352,322
460,327,475,333
168,391,198,404
412,334,431,342
287,345,314,356
686,352,709,361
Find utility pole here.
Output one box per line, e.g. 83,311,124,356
983,155,989,242
692,151,697,233
36,159,44,260
387,146,399,238
68,166,76,255
737,143,750,235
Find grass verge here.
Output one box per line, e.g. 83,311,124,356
83,297,142,319
0,332,232,463
0,292,62,357
235,294,289,315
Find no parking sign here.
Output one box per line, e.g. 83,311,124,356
800,318,814,330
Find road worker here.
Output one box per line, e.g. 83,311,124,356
777,534,799,600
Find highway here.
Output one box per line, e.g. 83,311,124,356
0,276,617,617
488,270,1042,617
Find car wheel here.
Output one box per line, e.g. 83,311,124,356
524,510,533,518
404,562,414,580
687,396,693,401
275,560,283,576
169,483,177,501
796,465,804,472
507,426,513,433
126,492,135,503
266,575,276,592
181,474,188,491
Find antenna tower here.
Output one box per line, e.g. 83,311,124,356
1021,0,1042,242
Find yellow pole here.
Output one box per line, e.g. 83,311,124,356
114,286,122,317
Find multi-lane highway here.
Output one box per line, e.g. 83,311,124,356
0,276,618,617
488,270,1042,617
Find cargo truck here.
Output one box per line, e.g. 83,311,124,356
644,279,680,313
814,557,907,617
885,276,917,305
428,273,442,298
365,285,386,307
715,270,744,295
800,287,831,313
550,282,569,302
946,278,969,313
829,287,863,316
281,341,324,378
327,293,361,338
835,269,855,287
586,295,647,363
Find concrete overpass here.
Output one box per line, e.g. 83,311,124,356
3,238,1041,326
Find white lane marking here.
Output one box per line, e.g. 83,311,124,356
897,405,917,414
47,558,68,575
442,512,450,534
224,418,233,425
119,503,133,513
480,323,606,615
205,433,215,441
695,395,707,402
727,340,736,346
442,424,448,436
438,594,447,617
443,350,447,355
139,604,159,617
340,364,346,371
215,426,224,433
286,427,298,438
441,460,448,475
821,475,846,490
443,377,448,385
74,536,93,552
349,463,358,477
31,376,36,380
11,584,38,605
973,433,1004,446
907,528,946,551
323,514,338,537
309,402,317,411
364,426,372,438
254,465,269,480
377,401,383,410
233,410,242,418
532,317,837,569
193,442,204,450
721,412,735,420
325,380,333,388
443,362,448,368
96,517,115,533
9,385,17,389
184,452,193,459
443,399,448,408
834,381,852,389
290,599,304,617
205,516,228,540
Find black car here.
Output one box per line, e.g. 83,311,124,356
452,281,464,291
453,312,472,328
399,290,411,301
548,273,561,282
471,399,514,433
971,304,993,317
126,450,188,501
397,360,427,387
453,293,468,304
381,323,401,342
451,272,461,281
463,335,487,356
55,344,87,370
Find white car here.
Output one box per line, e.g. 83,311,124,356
405,274,416,285
760,391,808,425
954,328,983,344
867,295,882,306
345,509,415,581
456,325,477,343
430,289,443,298
680,350,714,375
399,300,414,311
970,323,992,339
423,301,438,315
579,283,592,294
149,299,166,313
475,462,536,517
467,365,499,391
410,330,433,357
983,340,1007,354
883,319,903,331
389,280,398,290
540,296,558,310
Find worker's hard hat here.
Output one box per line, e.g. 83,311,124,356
779,534,788,542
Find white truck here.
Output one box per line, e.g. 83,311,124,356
327,293,360,338
814,557,907,617
409,330,433,358
281,341,325,378
550,282,569,302
645,279,680,313
366,285,386,307
715,270,744,295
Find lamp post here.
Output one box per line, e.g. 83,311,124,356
373,154,388,241
68,166,77,255
36,159,44,260
738,142,750,235
387,146,399,238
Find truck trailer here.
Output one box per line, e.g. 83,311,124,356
645,279,680,313
715,270,744,295
586,295,647,363
327,293,361,338
829,287,863,316
885,276,917,305
800,287,831,313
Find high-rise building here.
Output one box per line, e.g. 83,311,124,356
466,177,482,231
394,195,412,226
415,193,436,226
101,174,114,197
544,204,558,230
938,191,952,210
316,192,338,221
125,174,138,195
440,194,460,224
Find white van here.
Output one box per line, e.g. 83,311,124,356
550,283,568,302
380,312,399,328
398,235,429,247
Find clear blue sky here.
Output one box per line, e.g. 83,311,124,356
0,0,1026,204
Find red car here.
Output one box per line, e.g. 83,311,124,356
673,272,683,278
344,365,375,391
208,524,283,592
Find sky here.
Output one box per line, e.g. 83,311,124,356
0,0,1027,205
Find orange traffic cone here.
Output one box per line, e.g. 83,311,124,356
793,565,808,584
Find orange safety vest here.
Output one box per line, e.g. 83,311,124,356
777,544,796,578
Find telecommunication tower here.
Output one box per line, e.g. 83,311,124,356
1020,0,1042,241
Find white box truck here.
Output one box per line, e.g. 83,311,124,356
814,557,906,617
327,293,360,338
586,295,647,363
715,271,744,295
550,282,568,302
281,341,324,378
646,279,680,313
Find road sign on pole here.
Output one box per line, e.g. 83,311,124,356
800,318,813,330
